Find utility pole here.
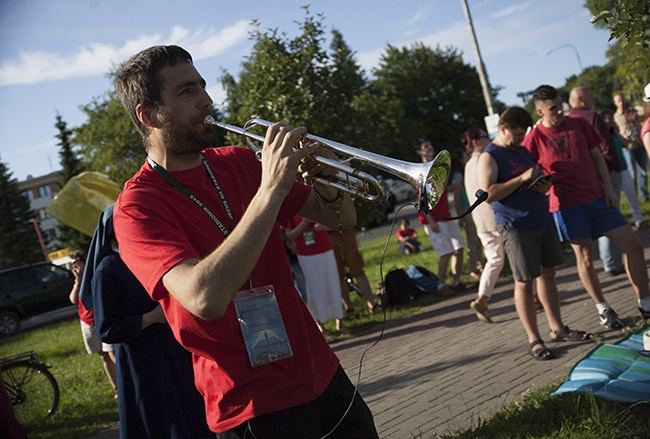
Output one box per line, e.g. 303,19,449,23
461,0,496,115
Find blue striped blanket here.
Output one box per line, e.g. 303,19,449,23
552,328,650,403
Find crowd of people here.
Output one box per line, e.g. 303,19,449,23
389,83,650,360
49,42,650,437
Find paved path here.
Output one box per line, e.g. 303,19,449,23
86,228,650,439
333,228,650,438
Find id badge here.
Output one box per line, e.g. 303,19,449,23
303,230,315,246
233,285,293,367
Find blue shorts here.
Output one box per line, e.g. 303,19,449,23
553,197,628,241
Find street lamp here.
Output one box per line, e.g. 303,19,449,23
546,44,584,73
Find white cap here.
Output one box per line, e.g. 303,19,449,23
645,82,650,102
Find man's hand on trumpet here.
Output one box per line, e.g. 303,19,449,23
259,122,318,201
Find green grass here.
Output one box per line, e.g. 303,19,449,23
2,199,649,438
0,318,119,439
440,382,650,439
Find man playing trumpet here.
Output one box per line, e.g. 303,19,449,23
113,45,378,438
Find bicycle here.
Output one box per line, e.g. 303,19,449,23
1,350,60,425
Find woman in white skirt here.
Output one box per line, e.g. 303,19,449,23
284,216,347,334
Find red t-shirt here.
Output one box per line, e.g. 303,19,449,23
114,147,339,432
286,217,332,255
396,228,417,239
418,187,451,224
76,299,94,326
522,116,604,212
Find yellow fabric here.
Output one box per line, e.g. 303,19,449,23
46,172,121,237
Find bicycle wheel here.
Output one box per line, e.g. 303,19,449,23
2,361,60,425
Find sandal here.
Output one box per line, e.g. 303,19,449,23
528,338,555,361
550,326,591,342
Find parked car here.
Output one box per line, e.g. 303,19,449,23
383,178,417,203
0,262,75,336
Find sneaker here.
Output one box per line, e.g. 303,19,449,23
605,267,625,277
599,307,624,329
470,300,493,324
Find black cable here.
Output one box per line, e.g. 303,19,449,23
428,189,488,221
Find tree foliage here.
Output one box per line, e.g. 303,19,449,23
0,159,43,268
73,91,145,186
586,0,650,48
221,7,389,228
370,43,488,160
56,113,85,184
222,8,361,140
558,63,620,111
583,0,650,102
54,114,90,252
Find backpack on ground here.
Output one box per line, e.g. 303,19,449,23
384,268,421,307
407,265,439,295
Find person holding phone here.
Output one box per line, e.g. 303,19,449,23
477,106,589,361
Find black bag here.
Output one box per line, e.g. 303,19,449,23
384,268,421,306
409,265,439,295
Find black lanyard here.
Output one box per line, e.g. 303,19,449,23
147,154,235,237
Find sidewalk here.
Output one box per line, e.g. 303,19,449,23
332,227,650,438
86,228,650,439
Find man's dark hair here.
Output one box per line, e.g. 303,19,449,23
498,106,534,131
413,138,431,152
460,127,483,153
115,45,193,140
71,250,86,262
532,84,558,103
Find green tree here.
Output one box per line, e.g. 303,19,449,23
55,113,85,183
221,8,388,228
559,63,620,111
53,113,90,252
222,8,337,134
584,0,650,102
0,159,43,268
586,0,650,47
73,91,145,186
370,43,488,160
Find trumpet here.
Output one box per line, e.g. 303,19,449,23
204,116,450,212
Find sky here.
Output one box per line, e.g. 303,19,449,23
0,0,612,182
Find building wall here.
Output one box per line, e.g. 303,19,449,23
17,171,63,253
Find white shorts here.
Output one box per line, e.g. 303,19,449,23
423,221,466,257
80,320,113,355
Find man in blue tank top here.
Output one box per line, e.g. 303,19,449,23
476,106,590,361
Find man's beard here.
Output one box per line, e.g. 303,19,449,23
158,109,218,156
505,143,519,151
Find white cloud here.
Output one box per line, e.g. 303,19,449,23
489,1,534,20
0,20,251,86
355,0,594,80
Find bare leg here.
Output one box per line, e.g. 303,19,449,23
98,350,118,396
438,254,451,286
450,248,464,285
536,266,563,332
514,280,543,344
338,275,352,311
605,225,650,300
355,274,378,311
570,239,606,304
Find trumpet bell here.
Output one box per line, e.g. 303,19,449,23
417,150,451,213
